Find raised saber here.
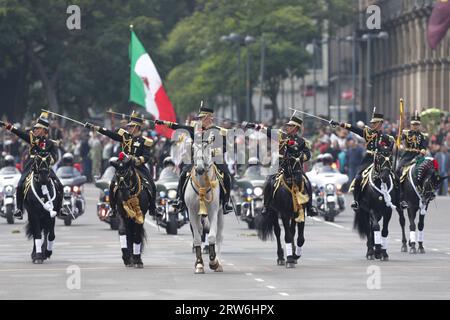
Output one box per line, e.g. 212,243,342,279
41,109,86,126
288,107,331,124
106,109,157,124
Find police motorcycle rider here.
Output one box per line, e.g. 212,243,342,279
155,103,234,214
85,111,156,216
330,109,405,210
244,114,318,216
396,111,428,177
1,112,64,219
2,154,16,168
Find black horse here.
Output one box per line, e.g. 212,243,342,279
255,155,310,268
353,147,397,261
398,157,446,253
110,153,153,268
24,152,62,264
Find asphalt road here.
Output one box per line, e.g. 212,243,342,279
1,183,449,300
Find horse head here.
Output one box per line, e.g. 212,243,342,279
374,147,392,183
33,151,52,184
419,158,446,200
111,152,133,190
193,134,214,177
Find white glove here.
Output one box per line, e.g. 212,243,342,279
49,210,57,218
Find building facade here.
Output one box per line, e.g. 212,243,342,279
358,0,450,120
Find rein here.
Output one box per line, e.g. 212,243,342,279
190,165,218,216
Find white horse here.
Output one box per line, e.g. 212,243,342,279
184,139,224,274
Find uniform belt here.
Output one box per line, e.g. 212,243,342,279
405,148,420,153
366,150,375,155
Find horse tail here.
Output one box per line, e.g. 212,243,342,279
25,220,33,240
353,209,370,239
255,210,274,241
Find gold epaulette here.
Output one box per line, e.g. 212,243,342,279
117,128,127,136
143,136,153,147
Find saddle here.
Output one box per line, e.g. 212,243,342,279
400,163,415,183
349,164,374,193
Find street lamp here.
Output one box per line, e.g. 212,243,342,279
361,31,389,112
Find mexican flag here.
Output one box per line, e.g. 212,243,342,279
427,0,450,49
129,28,176,138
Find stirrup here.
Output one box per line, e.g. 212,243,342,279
223,203,233,215
14,209,23,220
351,201,359,210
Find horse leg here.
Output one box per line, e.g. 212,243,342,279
366,212,375,260
408,207,417,254
44,217,56,259
118,214,132,267
132,222,144,269
290,218,297,263
189,213,204,274
273,212,284,266
380,209,392,261
417,213,426,254
32,214,44,264
202,217,210,254
293,221,305,263
398,208,407,252
207,211,222,272
281,215,295,268
372,214,382,260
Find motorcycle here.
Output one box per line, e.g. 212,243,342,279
56,166,87,226
234,165,266,229
0,166,21,224
306,162,348,222
154,167,187,235
94,164,119,230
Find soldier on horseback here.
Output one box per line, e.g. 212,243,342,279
396,111,428,178
2,112,63,220
246,114,318,217
85,111,156,216
155,103,234,215
330,109,405,210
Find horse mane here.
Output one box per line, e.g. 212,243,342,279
415,158,436,185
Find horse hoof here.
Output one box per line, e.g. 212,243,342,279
44,250,52,260
134,263,144,269
401,245,407,253
277,259,285,266
381,254,389,261
214,264,223,272
375,253,381,260
209,259,220,271
33,259,43,264
285,262,295,269
418,247,425,254
409,248,417,254
195,264,205,274
366,254,374,260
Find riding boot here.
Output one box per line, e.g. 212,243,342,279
109,181,117,216
221,173,233,215
261,176,274,216
173,170,188,212
14,175,26,220
304,176,317,216
351,175,362,210
148,179,157,215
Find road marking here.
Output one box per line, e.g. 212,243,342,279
279,292,289,296
446,253,450,255
431,248,439,252
245,273,253,276
311,217,346,229
254,278,264,282
395,239,401,242
226,263,234,266
266,285,275,289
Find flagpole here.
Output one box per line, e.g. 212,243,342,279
394,98,404,171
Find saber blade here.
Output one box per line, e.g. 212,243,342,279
41,109,85,126
288,107,330,123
